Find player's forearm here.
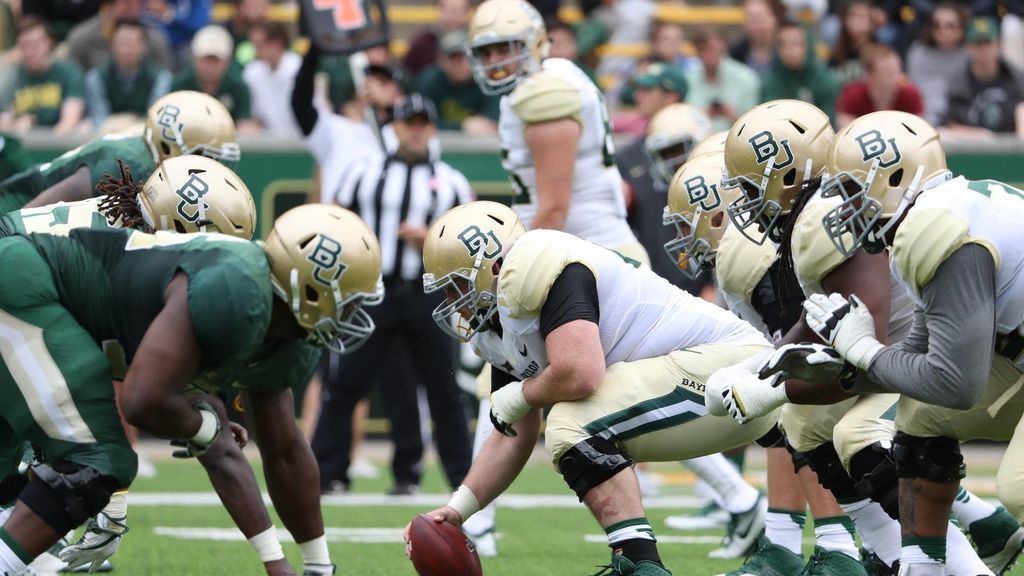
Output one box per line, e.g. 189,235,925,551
24,165,91,208
522,364,601,406
529,200,569,230
462,409,540,511
200,432,274,539
262,432,325,543
121,387,202,439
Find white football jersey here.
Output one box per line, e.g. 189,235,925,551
499,58,636,249
471,230,768,381
891,176,1024,336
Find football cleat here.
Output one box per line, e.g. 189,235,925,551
716,535,803,576
709,494,767,559
664,503,730,531
801,547,869,576
967,507,1024,575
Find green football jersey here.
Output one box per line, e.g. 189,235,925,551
0,134,155,213
26,227,287,392
0,198,111,237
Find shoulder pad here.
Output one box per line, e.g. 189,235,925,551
892,207,998,295
792,201,848,285
497,231,591,319
716,225,778,304
510,72,583,126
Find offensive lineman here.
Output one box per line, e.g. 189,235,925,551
405,201,779,576
0,205,382,576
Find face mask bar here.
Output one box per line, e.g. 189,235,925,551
646,136,694,189
423,260,496,343
309,279,385,354
662,206,711,277
467,36,532,96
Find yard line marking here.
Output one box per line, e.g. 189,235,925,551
155,526,407,544
131,493,706,509
583,535,821,545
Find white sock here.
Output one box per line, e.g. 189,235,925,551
606,518,657,545
841,498,901,565
902,536,945,574
765,508,805,556
946,520,995,576
0,529,29,575
814,516,859,559
952,486,1000,529
298,535,330,565
462,400,497,537
683,454,758,514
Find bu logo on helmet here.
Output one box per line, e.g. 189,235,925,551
308,234,348,286
158,104,182,142
684,175,721,211
175,173,210,223
458,225,503,259
748,131,794,169
855,130,902,168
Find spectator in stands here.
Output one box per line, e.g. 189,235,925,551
649,22,697,74
685,26,761,131
614,62,688,135
416,30,499,135
944,17,1024,137
0,17,86,134
85,18,172,131
547,18,597,82
172,24,259,131
730,0,784,78
594,0,656,103
906,3,969,125
761,21,840,120
836,43,922,127
146,0,213,63
66,0,173,72
829,0,877,84
403,0,471,77
228,0,270,64
242,21,302,137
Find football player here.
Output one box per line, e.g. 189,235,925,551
0,90,239,213
769,111,1024,576
0,205,381,576
664,147,870,575
713,106,1017,575
405,201,778,576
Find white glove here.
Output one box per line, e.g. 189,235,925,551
706,364,788,425
489,381,531,437
59,511,127,573
803,293,884,370
758,343,848,384
303,563,336,575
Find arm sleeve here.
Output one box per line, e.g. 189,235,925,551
291,46,320,136
538,263,599,337
864,244,996,408
491,366,517,393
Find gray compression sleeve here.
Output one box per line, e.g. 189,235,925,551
857,243,996,408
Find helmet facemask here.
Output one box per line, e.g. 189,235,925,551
467,36,536,96
423,252,497,343
663,206,711,277
724,158,812,245
288,268,384,354
647,135,696,189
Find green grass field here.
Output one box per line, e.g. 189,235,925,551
98,447,1021,576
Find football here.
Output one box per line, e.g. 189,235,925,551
408,514,483,576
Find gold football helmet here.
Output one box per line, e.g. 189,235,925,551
723,100,834,244
645,103,712,188
144,91,241,166
663,152,740,276
263,205,384,354
467,0,549,95
138,155,256,239
690,130,729,160
422,200,526,342
821,111,949,257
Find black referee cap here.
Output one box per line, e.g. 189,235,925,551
393,94,437,124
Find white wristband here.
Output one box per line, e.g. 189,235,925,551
247,526,285,563
447,485,480,522
190,408,219,446
845,337,885,371
299,534,330,565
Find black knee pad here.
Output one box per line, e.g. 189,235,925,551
20,461,119,533
755,424,787,448
892,433,966,483
802,442,859,502
849,442,899,519
784,441,809,472
558,436,633,501
0,472,27,506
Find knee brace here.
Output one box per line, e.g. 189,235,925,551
784,441,809,472
849,442,899,519
0,472,27,506
755,423,787,448
557,436,633,501
892,432,966,483
802,442,859,502
20,461,120,533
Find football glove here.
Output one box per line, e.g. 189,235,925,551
803,293,884,370
706,364,788,425
59,511,128,573
758,343,849,384
302,563,336,575
170,399,222,458
489,381,531,438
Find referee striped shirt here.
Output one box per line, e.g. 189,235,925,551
334,153,474,281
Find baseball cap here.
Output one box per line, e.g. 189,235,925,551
966,17,999,43
631,63,688,99
439,30,468,55
192,25,233,60
393,93,438,123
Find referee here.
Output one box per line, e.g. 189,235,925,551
309,94,476,495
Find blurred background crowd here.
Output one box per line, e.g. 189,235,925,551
1,0,1022,139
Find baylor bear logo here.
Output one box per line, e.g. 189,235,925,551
683,175,722,211
175,173,211,223
854,130,902,168
308,234,348,286
748,130,793,169
458,225,503,259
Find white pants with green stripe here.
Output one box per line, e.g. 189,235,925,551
544,344,779,465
